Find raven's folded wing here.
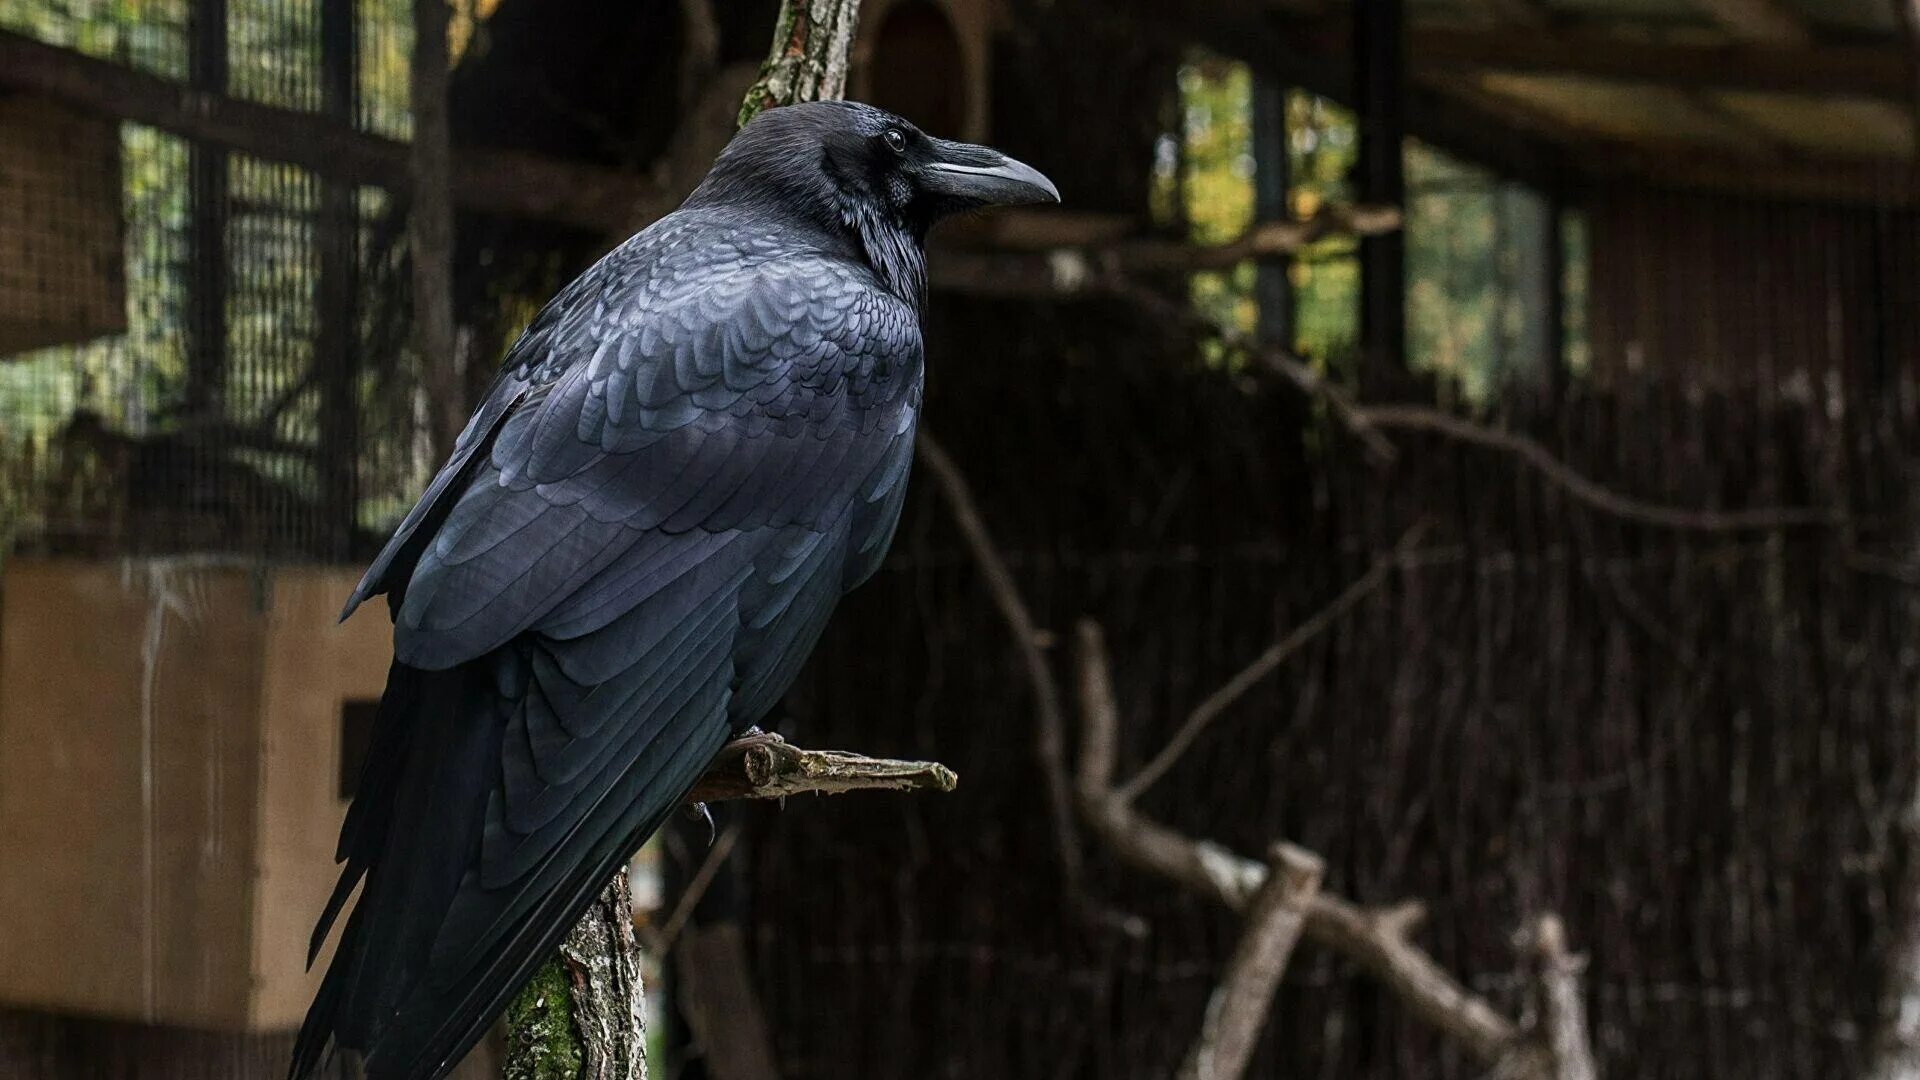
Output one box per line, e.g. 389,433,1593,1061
297,234,922,1080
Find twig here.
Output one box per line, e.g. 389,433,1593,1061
681,731,957,803
1116,542,1405,803
918,428,1085,894
1175,843,1324,1080
1865,789,1920,1080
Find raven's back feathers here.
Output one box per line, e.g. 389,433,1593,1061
296,202,922,1080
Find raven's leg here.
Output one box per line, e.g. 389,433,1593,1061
686,800,716,844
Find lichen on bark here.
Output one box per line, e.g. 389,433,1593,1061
736,0,865,129
504,955,585,1080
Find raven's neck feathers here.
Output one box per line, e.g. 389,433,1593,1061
840,199,927,312
683,130,927,313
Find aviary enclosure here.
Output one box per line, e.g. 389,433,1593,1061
0,0,1918,1078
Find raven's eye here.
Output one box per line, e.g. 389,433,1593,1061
882,128,907,154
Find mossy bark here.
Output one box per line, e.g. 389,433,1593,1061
503,956,585,1080
503,867,647,1080
736,0,866,129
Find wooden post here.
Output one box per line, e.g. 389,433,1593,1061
316,0,360,559
1354,0,1406,387
1540,190,1570,400
410,0,461,462
185,0,228,420
1251,72,1294,348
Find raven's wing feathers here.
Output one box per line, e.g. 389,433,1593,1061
298,222,921,1080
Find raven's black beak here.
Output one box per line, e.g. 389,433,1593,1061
921,138,1061,207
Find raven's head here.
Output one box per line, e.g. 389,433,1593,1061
688,101,1059,307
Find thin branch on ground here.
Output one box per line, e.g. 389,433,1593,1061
1175,842,1324,1080
1116,537,1410,803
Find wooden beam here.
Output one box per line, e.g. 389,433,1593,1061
183,0,226,420
1172,9,1570,191
1355,0,1408,380
1414,26,1912,101
0,28,648,233
1689,0,1810,45
316,0,360,558
410,0,462,460
1465,0,1554,27
1250,71,1294,346
1453,77,1919,203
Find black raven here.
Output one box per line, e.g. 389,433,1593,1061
291,102,1056,1080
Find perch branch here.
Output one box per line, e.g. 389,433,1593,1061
558,869,650,1080
683,731,958,803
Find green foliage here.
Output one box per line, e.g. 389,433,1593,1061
1159,56,1566,400
1174,60,1258,348
0,0,190,76
1285,89,1360,367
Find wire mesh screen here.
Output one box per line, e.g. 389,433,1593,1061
735,271,1920,1079
0,0,427,559
0,3,1917,1079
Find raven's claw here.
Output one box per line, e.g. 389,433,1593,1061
691,801,716,845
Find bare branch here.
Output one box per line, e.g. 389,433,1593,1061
1866,790,1920,1080
1073,617,1557,1076
919,429,1084,893
1355,404,1835,532
682,731,957,804
1176,843,1324,1080
1520,915,1599,1080
1107,279,1829,532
